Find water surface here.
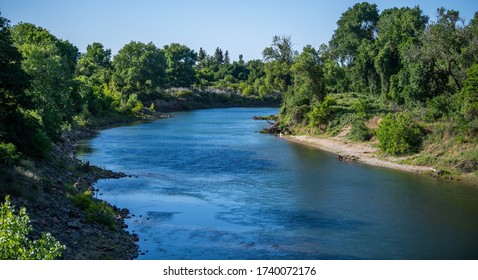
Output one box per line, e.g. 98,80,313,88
78,108,478,259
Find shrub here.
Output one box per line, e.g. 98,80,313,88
85,201,116,230
0,142,19,165
307,95,336,128
70,191,93,210
0,196,65,260
347,121,373,142
119,94,143,115
376,113,423,155
425,95,450,121
71,191,116,230
352,97,371,119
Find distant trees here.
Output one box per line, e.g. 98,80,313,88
163,43,197,87
75,42,114,116
1,3,477,162
112,41,167,98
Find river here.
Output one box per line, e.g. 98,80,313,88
77,108,478,259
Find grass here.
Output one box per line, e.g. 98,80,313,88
70,191,117,230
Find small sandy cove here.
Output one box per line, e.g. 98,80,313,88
283,135,434,174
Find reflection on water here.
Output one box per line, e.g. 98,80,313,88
78,108,478,259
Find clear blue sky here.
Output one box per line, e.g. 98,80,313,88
1,0,477,61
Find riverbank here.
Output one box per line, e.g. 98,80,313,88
1,111,172,259
283,134,478,185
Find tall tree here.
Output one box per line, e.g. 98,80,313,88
76,42,113,115
77,42,111,75
11,22,78,140
238,54,244,65
290,45,325,102
112,41,167,99
395,8,474,102
214,47,224,65
262,35,297,93
329,2,379,65
281,45,325,124
163,43,198,87
224,50,230,64
374,6,428,95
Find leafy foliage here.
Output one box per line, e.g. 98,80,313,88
112,41,167,99
329,2,379,65
306,95,337,128
376,113,423,155
459,64,478,122
164,43,197,87
0,196,65,260
347,121,373,142
11,22,79,141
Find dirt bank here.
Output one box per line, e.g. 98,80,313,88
284,135,434,174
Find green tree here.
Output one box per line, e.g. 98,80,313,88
0,14,34,161
0,196,65,260
459,64,478,122
224,50,230,64
11,22,79,141
112,41,167,99
352,39,379,94
77,42,111,78
374,6,428,95
319,44,349,93
306,95,337,128
262,35,297,93
163,43,198,87
329,2,379,65
76,42,113,116
214,47,224,65
238,54,244,65
290,45,325,104
398,8,472,103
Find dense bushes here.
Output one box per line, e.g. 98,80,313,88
306,95,337,128
376,113,423,155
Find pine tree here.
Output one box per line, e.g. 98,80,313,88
224,50,230,64
214,47,224,65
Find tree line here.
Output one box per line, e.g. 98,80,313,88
1,2,478,164
276,3,477,159
0,12,279,162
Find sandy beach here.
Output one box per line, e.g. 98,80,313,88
283,135,434,174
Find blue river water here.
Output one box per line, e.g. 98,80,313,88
78,108,478,259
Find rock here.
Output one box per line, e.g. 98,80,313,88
67,220,81,230
337,154,359,162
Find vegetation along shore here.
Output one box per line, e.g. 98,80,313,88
1,2,478,259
